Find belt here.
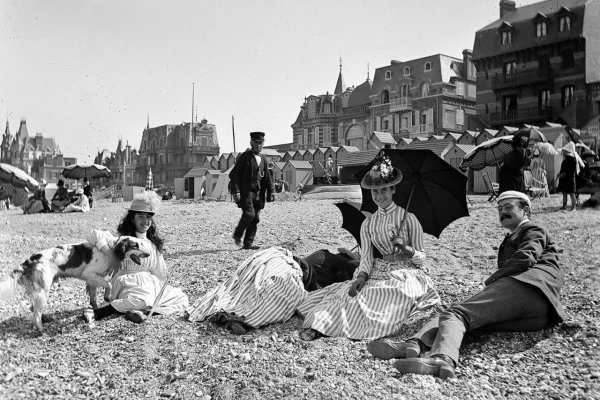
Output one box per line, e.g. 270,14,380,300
381,253,407,262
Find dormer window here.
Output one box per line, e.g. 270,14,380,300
424,62,431,72
559,15,571,31
534,13,549,37
420,82,430,97
404,67,411,76
381,90,390,104
501,30,512,45
385,70,392,80
536,21,547,37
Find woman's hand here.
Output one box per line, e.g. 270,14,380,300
394,243,416,260
348,273,367,297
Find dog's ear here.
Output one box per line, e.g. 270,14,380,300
113,238,130,261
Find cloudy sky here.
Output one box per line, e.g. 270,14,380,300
0,0,540,162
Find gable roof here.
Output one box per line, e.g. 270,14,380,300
405,140,452,156
286,160,313,169
184,167,209,178
371,131,396,144
338,145,360,152
204,169,222,176
337,149,380,167
274,161,286,170
260,148,282,157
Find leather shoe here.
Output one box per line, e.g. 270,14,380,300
393,355,456,379
242,244,260,250
125,310,147,324
227,321,247,335
367,339,420,360
232,234,242,246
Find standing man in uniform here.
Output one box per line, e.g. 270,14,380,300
229,131,275,250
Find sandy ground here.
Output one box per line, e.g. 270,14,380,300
0,193,599,399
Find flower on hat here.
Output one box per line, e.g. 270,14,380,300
129,190,161,214
360,155,403,189
368,156,394,181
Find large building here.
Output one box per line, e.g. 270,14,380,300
1,119,76,182
136,118,220,187
291,52,477,151
472,0,600,132
95,139,139,188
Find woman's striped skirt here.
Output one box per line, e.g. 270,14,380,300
298,259,440,340
186,247,307,328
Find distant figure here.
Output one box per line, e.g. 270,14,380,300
295,183,304,201
557,142,579,211
498,135,529,194
529,148,549,197
51,179,71,212
325,154,334,184
229,131,275,250
63,188,90,213
83,177,94,208
23,179,51,214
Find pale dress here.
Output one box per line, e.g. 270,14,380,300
88,230,189,314
186,246,307,328
298,203,440,340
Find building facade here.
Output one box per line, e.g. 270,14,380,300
472,0,600,131
136,118,220,187
95,139,139,188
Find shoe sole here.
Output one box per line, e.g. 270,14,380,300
393,359,456,379
126,312,147,324
367,341,420,360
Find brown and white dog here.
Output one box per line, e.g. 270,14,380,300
0,236,150,332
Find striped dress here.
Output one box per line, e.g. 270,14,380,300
186,247,307,328
298,203,440,340
88,230,189,315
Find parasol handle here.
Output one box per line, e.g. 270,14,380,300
147,263,180,319
397,185,414,249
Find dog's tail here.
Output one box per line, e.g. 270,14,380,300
0,270,24,302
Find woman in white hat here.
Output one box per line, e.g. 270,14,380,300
297,156,440,341
84,191,189,323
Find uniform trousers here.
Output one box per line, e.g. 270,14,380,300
233,191,262,246
410,277,552,366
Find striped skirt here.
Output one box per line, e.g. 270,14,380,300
186,247,307,328
298,259,440,340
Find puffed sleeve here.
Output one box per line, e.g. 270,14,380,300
354,218,373,278
86,230,118,250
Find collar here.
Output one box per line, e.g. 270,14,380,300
135,232,147,239
376,202,398,215
508,218,529,235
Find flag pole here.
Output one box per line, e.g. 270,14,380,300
232,115,236,153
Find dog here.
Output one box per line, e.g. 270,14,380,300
0,236,151,332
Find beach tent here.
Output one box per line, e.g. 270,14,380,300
210,166,233,200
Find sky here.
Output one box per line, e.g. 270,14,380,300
0,0,541,163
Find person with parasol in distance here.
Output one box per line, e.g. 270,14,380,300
297,155,440,341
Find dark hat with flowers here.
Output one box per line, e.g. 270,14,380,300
360,155,403,189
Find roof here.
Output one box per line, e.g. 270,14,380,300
337,149,380,167
448,132,463,140
473,0,587,60
274,161,286,170
404,140,452,156
286,160,313,169
371,131,396,145
204,169,222,176
455,144,477,155
338,145,360,152
334,70,345,95
539,125,569,142
183,167,209,178
260,148,282,157
348,78,372,107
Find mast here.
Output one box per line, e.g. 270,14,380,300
232,115,236,153
190,83,195,139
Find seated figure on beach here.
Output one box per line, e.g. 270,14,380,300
367,191,565,379
185,246,359,334
83,191,189,324
51,179,71,212
23,179,51,214
297,156,440,341
63,188,90,213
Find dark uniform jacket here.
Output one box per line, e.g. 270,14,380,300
498,148,527,193
485,221,565,322
229,150,274,210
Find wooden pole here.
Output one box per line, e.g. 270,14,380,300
232,115,236,153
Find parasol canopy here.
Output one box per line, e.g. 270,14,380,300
514,125,548,143
459,135,514,172
334,200,372,246
0,163,39,191
356,149,469,238
62,163,111,180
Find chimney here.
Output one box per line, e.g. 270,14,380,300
499,0,516,18
462,49,474,80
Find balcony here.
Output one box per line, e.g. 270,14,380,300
490,106,555,125
389,97,412,112
409,124,434,136
491,68,553,90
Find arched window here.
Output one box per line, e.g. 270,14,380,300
381,90,389,104
385,70,392,80
404,67,411,76
420,82,430,97
400,84,409,97
424,62,431,72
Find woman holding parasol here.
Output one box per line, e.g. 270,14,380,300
297,156,440,341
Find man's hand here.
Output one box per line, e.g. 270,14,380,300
348,274,367,297
232,193,241,203
269,194,275,202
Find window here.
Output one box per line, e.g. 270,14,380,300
539,89,551,109
561,50,574,70
559,15,571,32
501,31,512,45
420,82,430,97
404,67,411,76
502,95,517,113
400,84,409,97
382,120,389,131
394,114,400,133
424,62,431,72
562,85,574,108
456,109,465,126
504,61,517,76
535,21,547,37
381,90,389,104
385,71,392,80
401,117,408,130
